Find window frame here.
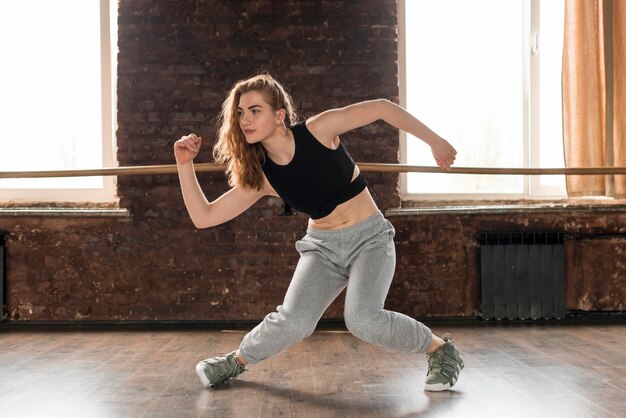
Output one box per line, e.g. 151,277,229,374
399,0,566,201
0,0,117,204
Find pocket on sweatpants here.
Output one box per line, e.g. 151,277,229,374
384,219,396,239
295,236,316,254
366,221,395,248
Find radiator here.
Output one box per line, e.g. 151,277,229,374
0,232,4,321
479,232,566,320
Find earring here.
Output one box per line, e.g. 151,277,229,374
281,120,288,137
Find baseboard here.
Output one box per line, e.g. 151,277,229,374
1,311,624,331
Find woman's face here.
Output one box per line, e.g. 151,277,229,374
238,90,283,144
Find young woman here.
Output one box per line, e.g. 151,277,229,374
174,73,464,392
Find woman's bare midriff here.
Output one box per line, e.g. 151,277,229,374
308,186,379,230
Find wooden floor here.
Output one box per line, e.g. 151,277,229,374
0,322,625,418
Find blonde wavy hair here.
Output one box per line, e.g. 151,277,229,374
213,74,298,191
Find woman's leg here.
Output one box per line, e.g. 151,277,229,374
341,220,464,391
343,230,433,353
238,239,347,364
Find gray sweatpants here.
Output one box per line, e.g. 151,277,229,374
238,211,433,364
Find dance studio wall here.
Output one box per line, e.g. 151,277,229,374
0,0,623,322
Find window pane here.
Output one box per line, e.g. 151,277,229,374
539,0,565,189
0,0,103,189
405,0,524,194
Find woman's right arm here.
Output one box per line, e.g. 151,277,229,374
175,134,267,229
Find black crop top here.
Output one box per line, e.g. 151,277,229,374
262,121,367,219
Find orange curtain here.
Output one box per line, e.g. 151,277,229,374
562,0,626,197
614,0,626,197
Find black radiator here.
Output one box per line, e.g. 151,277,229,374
0,232,4,321
479,232,566,320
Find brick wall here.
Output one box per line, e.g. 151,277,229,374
0,0,624,322
388,210,626,317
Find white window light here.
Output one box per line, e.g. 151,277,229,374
399,0,566,200
0,0,117,203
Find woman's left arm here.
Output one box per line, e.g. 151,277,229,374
307,99,457,170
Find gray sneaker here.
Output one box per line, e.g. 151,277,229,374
195,351,247,387
424,334,464,391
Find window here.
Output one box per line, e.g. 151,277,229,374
0,0,117,203
399,0,566,199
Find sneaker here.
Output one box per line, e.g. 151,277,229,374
424,333,464,391
195,351,247,387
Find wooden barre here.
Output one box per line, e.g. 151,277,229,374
1,163,626,179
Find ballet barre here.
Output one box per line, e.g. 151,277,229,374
1,163,626,179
